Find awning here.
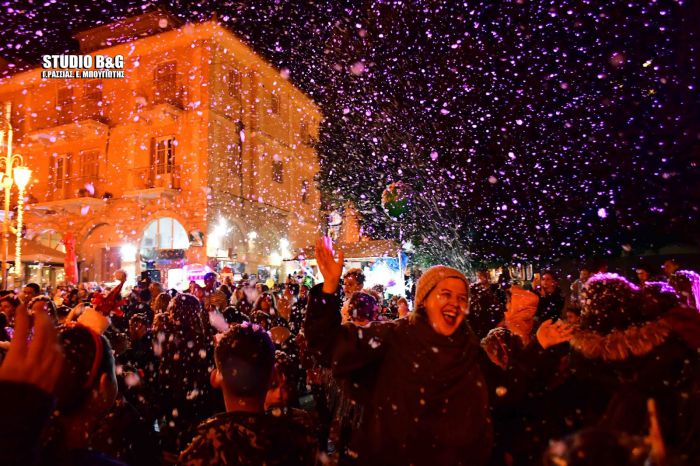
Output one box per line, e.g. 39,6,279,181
286,239,400,261
1,237,65,264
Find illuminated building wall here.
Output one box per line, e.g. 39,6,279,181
0,10,322,286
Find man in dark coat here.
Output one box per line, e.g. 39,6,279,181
535,270,565,327
468,269,505,339
304,237,492,466
179,324,318,465
288,285,309,335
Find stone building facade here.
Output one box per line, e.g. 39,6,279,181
0,10,322,288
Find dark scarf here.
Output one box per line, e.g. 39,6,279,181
381,314,486,453
409,313,479,385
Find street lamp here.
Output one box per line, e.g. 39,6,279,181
0,156,31,289
0,102,32,289
12,166,31,282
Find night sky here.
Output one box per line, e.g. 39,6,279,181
1,0,699,268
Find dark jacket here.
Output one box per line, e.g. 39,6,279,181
91,397,162,466
304,284,492,466
483,335,605,466
468,283,505,339
535,287,565,326
289,297,308,335
569,317,700,463
232,299,253,317
0,381,55,466
154,306,216,453
179,408,318,465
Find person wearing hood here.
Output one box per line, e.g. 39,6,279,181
569,274,700,463
304,237,493,466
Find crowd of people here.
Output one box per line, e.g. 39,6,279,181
0,242,699,466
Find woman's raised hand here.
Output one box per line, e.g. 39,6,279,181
536,319,574,349
315,236,344,294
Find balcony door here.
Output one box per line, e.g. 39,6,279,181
154,61,177,106
49,154,72,200
57,86,74,125
151,136,175,174
80,150,99,178
78,150,100,196
82,80,103,120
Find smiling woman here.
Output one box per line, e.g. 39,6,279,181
304,237,492,466
413,268,470,336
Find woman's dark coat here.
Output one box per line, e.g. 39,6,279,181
304,284,492,466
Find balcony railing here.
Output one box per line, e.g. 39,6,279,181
130,164,182,190
47,176,106,202
152,87,186,109
31,105,110,132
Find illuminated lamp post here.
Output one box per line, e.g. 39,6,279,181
12,166,32,283
0,101,32,289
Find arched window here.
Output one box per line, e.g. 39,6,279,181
33,230,66,253
140,217,189,252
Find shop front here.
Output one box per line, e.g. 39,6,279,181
139,217,191,290
2,236,66,289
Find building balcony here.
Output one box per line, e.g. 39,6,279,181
26,110,109,144
138,89,185,123
29,176,108,214
140,101,183,123
123,164,182,200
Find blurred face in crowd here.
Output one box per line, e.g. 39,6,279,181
663,260,678,277
204,275,216,290
129,318,147,341
22,286,39,302
343,274,362,296
541,273,557,294
149,283,160,297
265,368,290,410
0,299,15,322
193,284,205,301
477,271,490,287
78,284,88,300
424,278,469,336
579,269,590,282
565,310,580,325
261,294,272,312
397,300,409,318
299,286,308,300
636,269,650,284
